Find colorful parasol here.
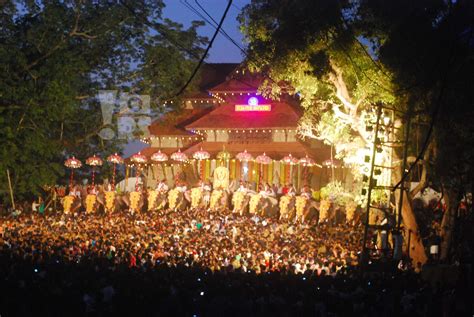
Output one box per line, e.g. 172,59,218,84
299,155,316,167
130,152,148,191
130,152,148,164
256,152,272,165
86,155,103,187
192,148,210,160
107,153,123,190
193,148,210,180
322,159,341,168
170,149,188,163
282,154,299,165
64,157,82,189
151,150,169,162
256,153,271,191
236,150,253,162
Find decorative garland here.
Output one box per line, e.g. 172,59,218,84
105,191,115,212
85,194,97,213
191,188,203,209
62,196,74,213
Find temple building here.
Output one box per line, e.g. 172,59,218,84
129,63,348,191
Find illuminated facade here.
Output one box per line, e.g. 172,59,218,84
131,64,345,190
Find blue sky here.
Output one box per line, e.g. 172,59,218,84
162,0,250,63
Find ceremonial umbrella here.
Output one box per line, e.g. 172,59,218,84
64,157,82,190
282,154,299,184
130,152,148,191
236,150,253,162
86,155,103,187
299,155,316,167
151,150,168,162
299,155,317,185
170,149,188,163
193,148,210,180
255,153,272,190
151,150,169,183
106,153,123,190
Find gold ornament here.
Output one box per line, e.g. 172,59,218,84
279,195,291,216
85,194,97,213
190,188,203,209
346,201,357,222
63,196,74,213
105,191,115,212
130,191,141,211
213,166,229,189
168,189,179,210
249,194,261,214
296,196,307,218
148,190,159,211
319,199,331,221
210,190,223,210
232,191,245,212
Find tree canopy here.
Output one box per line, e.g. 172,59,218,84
0,0,207,201
239,0,474,263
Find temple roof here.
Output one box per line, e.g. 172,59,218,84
148,107,214,136
185,101,301,130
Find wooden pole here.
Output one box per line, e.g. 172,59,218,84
6,169,16,210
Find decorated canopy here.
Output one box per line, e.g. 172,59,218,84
86,155,103,166
256,153,272,165
193,148,210,160
64,157,82,169
299,155,316,167
107,153,124,164
236,150,253,162
282,154,299,165
151,150,169,162
130,152,148,164
171,149,188,162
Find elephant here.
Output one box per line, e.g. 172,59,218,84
249,194,279,218
209,189,229,212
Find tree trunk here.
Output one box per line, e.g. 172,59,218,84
393,153,428,265
440,187,458,261
401,190,428,265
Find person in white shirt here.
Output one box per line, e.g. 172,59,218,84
156,179,169,193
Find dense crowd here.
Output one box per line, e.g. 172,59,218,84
1,183,472,316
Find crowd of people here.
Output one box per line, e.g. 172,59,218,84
1,210,471,316
1,179,472,316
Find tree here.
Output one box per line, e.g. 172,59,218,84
239,0,474,264
0,0,207,202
